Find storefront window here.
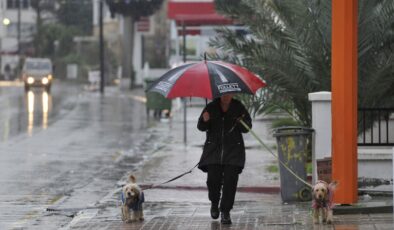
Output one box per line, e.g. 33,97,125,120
7,0,30,9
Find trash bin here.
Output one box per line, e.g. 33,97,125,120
144,78,172,118
273,126,314,202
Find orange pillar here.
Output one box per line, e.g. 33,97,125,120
331,0,358,204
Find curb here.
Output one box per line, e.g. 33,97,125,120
333,204,393,214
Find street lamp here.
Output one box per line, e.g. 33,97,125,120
2,18,11,26
17,0,21,55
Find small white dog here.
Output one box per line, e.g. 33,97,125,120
312,180,338,224
121,175,145,223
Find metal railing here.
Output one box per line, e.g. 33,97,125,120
358,108,394,146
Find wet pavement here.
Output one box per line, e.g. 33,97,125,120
55,89,393,229
0,82,153,229
0,83,393,229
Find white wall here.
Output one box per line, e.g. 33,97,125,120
309,91,394,181
358,147,393,180
309,92,332,159
309,92,332,184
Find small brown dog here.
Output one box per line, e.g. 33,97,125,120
121,175,145,223
312,180,338,224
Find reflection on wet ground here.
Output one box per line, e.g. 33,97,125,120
0,85,154,229
26,90,52,135
0,82,77,142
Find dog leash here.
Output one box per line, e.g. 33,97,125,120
239,119,313,189
143,119,313,190
144,162,200,190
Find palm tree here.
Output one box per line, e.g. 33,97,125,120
211,0,394,127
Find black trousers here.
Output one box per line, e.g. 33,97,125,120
206,164,241,212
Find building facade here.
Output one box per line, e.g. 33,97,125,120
0,0,37,78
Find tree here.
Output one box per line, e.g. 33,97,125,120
56,0,93,35
30,0,93,57
106,0,163,88
211,0,394,127
30,0,56,56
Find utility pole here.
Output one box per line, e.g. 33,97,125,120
99,0,105,94
182,22,187,144
17,0,21,54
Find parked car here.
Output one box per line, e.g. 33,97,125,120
22,58,53,92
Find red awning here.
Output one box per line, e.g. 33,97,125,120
168,0,233,26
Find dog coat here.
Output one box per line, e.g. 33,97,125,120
312,181,334,209
121,191,145,211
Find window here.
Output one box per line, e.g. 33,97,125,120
7,0,30,9
6,23,35,38
6,0,13,8
22,0,29,8
26,61,51,71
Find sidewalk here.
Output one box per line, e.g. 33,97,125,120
62,92,393,229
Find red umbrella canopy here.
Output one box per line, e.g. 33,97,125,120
146,61,266,99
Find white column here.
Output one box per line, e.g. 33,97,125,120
133,31,143,86
308,92,332,184
93,0,99,27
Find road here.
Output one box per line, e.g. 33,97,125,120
0,80,153,229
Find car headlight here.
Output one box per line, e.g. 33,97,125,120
42,77,49,85
27,77,35,84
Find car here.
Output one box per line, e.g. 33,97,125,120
22,58,53,92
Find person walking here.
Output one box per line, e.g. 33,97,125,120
4,64,11,81
197,93,252,224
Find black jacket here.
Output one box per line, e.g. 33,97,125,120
197,98,252,172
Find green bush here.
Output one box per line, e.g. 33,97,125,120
266,164,279,173
307,162,312,174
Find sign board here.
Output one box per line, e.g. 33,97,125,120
67,64,78,79
136,17,153,35
88,70,100,83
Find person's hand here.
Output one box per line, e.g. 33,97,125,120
202,111,210,122
236,114,245,123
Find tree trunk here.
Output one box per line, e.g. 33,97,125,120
122,16,135,89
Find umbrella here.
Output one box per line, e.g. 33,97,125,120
145,58,266,144
146,60,266,99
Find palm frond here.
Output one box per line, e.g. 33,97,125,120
212,0,394,127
